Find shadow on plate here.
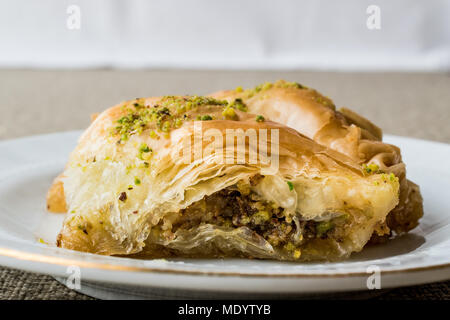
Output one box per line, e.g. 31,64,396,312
348,233,425,262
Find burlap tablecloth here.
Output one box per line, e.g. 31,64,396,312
0,70,449,299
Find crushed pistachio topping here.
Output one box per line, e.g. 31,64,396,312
363,163,381,175
139,143,151,153
380,173,399,184
196,114,213,121
222,105,238,120
134,177,141,185
137,143,153,160
112,96,247,140
256,115,265,122
389,173,398,182
149,130,159,139
237,80,305,98
313,95,334,107
227,98,247,112
251,210,271,225
287,181,294,191
316,220,334,238
77,225,88,235
220,98,250,121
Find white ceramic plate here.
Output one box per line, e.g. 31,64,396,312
0,131,449,295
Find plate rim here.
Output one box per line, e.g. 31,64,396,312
0,245,450,278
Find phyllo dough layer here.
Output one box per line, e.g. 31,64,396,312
210,81,423,240
53,95,399,261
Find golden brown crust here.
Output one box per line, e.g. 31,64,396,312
338,107,383,141
90,112,100,122
209,81,423,235
47,80,421,261
52,95,399,260
48,82,422,235
47,113,102,213
46,175,67,213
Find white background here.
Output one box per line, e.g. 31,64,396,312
0,0,449,71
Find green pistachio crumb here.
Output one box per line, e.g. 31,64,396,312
316,221,334,238
240,80,305,99
256,115,265,122
251,210,271,225
111,95,228,138
389,173,397,182
363,163,380,175
139,143,151,153
174,118,183,127
222,106,237,120
149,130,158,139
287,181,294,191
228,98,248,112
201,115,213,121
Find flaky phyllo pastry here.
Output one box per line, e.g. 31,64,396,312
211,80,423,242
47,81,422,261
